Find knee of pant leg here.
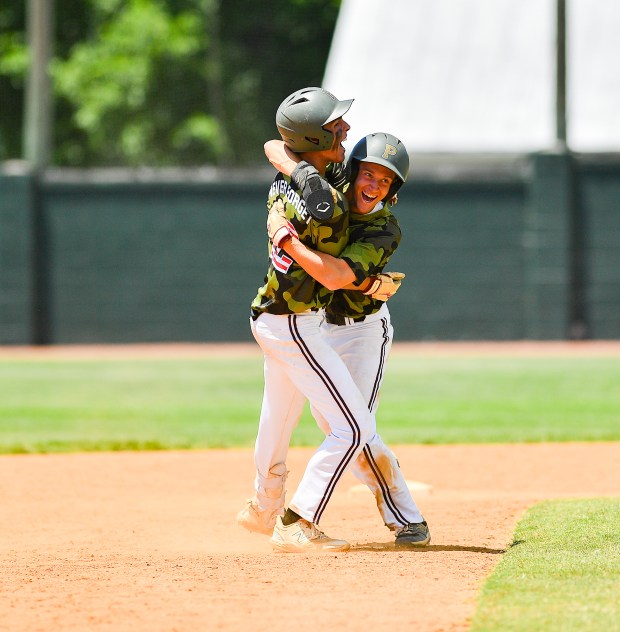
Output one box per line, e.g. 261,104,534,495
361,436,401,474
358,426,377,449
330,422,375,451
364,433,391,455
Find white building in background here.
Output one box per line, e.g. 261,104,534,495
323,0,620,154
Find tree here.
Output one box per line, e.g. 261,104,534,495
0,1,28,161
0,0,341,166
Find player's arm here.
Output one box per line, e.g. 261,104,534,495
264,140,345,186
265,201,356,290
264,140,299,176
264,140,335,221
267,208,395,294
263,205,352,291
279,236,357,291
278,235,402,298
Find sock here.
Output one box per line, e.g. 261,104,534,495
282,508,302,526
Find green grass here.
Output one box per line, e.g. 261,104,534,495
470,498,620,632
0,358,268,453
381,356,620,443
0,355,619,453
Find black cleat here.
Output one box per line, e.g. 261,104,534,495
394,521,431,548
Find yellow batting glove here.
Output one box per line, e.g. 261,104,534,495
267,199,298,248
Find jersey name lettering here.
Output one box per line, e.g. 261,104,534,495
269,176,310,222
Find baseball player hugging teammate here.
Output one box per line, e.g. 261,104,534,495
238,86,430,552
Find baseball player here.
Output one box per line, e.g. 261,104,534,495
259,133,431,548
239,87,400,553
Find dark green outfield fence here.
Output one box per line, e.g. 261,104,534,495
1,151,619,344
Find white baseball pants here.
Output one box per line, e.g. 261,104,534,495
250,311,376,524
313,303,424,529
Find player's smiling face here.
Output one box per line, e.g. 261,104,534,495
348,162,395,214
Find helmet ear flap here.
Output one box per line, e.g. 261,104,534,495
385,178,404,202
346,158,360,190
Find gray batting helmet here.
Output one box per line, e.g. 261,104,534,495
347,132,410,200
276,87,354,153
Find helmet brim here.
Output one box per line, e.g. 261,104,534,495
357,156,407,183
324,98,354,125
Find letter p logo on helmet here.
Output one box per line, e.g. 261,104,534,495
382,144,397,160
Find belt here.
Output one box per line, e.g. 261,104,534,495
251,307,319,321
324,313,367,326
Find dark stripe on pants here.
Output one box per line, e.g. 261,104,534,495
362,444,408,527
289,315,361,524
368,317,390,412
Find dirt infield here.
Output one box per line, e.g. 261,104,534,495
1,443,619,632
1,342,619,632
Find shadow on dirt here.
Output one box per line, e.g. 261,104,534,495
351,543,506,554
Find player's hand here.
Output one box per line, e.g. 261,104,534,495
362,272,406,301
388,193,398,207
267,199,298,248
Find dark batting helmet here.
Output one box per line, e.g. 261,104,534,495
347,132,410,201
276,87,354,153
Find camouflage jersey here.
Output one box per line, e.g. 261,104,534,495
251,172,349,317
326,203,402,321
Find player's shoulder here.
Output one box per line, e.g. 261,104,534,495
268,172,348,225
355,210,401,248
268,172,299,200
267,172,311,222
353,206,400,232
386,210,401,234
373,206,401,233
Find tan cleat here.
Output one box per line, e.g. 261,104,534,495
237,499,280,536
270,516,350,553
